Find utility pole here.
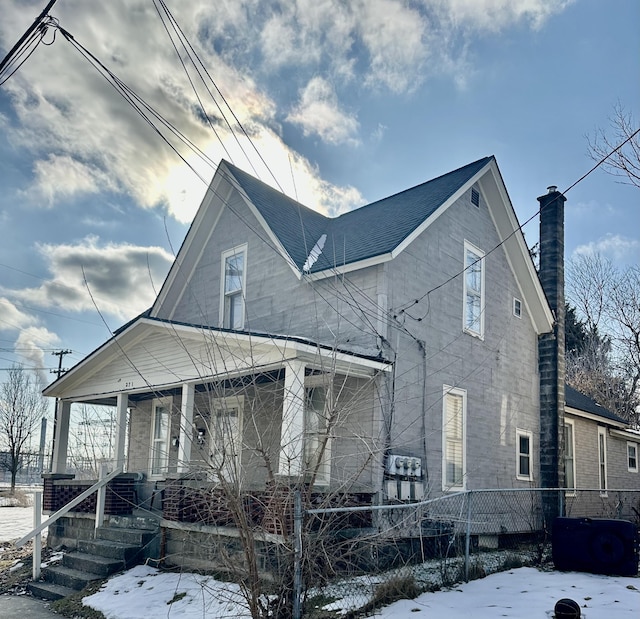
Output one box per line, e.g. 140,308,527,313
48,349,72,471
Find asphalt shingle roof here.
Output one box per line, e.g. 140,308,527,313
565,384,627,425
225,156,493,273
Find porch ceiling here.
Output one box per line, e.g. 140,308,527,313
43,317,390,403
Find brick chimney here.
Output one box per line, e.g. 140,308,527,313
538,186,566,502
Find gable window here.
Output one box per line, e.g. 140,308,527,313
564,421,576,494
471,188,480,207
628,442,638,473
598,427,608,495
442,386,466,490
304,377,332,485
209,396,244,482
150,397,172,477
463,241,485,338
513,298,522,318
220,245,247,330
516,429,533,481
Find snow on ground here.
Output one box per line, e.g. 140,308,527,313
1,504,639,618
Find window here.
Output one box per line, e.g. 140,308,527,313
463,241,485,338
564,421,576,494
304,377,331,484
442,386,466,490
513,298,522,318
150,397,172,477
209,396,244,482
516,429,533,481
220,245,247,330
628,442,638,473
598,427,607,495
471,188,480,207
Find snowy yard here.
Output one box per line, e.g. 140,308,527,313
1,501,638,618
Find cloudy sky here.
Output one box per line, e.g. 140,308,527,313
0,0,638,393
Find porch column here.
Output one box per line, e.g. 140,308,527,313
113,393,128,471
51,400,71,474
279,360,306,477
177,383,195,473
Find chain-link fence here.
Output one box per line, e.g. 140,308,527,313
296,488,640,618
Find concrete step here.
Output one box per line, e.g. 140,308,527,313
42,565,103,590
78,538,141,565
27,580,76,601
96,526,156,546
63,551,124,577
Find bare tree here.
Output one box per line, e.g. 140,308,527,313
0,365,49,493
588,103,640,188
566,254,640,425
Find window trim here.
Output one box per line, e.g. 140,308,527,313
627,441,638,473
598,426,608,496
303,374,332,486
442,385,467,491
462,241,485,339
516,429,533,481
149,396,172,479
513,297,522,319
220,244,247,330
564,420,576,495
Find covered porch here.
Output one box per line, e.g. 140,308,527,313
43,317,390,531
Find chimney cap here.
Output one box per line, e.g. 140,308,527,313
547,185,558,194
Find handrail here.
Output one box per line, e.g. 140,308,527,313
14,467,123,548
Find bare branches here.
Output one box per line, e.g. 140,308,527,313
587,103,640,188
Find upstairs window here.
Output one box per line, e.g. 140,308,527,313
442,386,466,490
220,245,247,330
513,298,522,318
463,241,485,338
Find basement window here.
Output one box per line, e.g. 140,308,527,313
471,188,480,207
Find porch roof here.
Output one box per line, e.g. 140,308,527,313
43,316,391,403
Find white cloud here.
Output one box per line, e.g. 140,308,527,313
287,77,360,145
14,326,61,387
10,237,175,322
573,233,640,264
0,297,37,332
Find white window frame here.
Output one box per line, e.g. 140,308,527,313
209,395,244,482
598,427,608,496
463,241,485,339
516,429,533,481
564,420,576,495
303,374,332,486
220,244,247,330
627,441,638,473
513,297,522,319
442,385,467,491
149,396,172,479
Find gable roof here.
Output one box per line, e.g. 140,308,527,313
227,157,493,272
565,384,628,426
152,156,553,333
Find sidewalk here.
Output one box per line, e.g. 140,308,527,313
0,594,62,618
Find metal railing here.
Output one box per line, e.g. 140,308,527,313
14,465,122,579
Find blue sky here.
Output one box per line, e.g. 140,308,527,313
0,0,638,392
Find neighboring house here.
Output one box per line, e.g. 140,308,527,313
564,384,639,496
39,156,635,569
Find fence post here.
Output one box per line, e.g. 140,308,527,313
292,490,303,619
32,491,42,581
464,491,473,581
95,463,108,532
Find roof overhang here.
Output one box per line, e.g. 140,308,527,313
565,405,628,429
43,317,391,403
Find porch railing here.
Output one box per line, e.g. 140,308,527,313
15,466,122,580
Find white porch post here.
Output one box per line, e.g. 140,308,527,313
177,383,195,473
279,360,306,477
113,393,128,471
52,400,71,474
